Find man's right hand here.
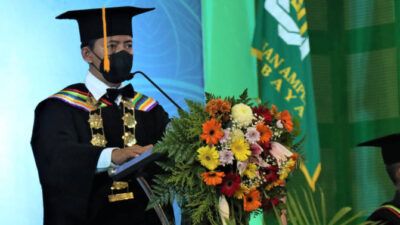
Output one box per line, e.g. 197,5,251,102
111,144,153,165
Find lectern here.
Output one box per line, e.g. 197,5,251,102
110,149,170,225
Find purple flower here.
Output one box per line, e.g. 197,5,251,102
219,150,234,166
245,127,260,144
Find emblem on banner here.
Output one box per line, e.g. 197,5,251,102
264,0,310,60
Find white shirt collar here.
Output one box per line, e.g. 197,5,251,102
85,71,111,101
85,71,129,104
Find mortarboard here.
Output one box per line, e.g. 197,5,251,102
56,6,154,46
56,6,154,73
358,133,400,165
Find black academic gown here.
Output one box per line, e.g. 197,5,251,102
31,83,170,225
367,191,400,224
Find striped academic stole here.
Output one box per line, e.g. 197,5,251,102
129,92,158,111
50,88,158,112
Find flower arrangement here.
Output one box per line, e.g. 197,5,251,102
149,90,301,225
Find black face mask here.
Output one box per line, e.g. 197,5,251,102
92,51,133,84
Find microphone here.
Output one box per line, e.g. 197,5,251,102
131,71,183,111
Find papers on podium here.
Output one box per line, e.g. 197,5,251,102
111,149,162,180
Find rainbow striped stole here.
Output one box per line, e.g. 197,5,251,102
50,88,158,112
50,88,110,112
128,92,158,112
380,204,400,218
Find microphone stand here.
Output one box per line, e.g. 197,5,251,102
129,71,184,225
136,176,170,225
131,71,183,111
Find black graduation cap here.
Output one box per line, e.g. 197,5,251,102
358,133,400,165
56,6,154,46
56,6,154,72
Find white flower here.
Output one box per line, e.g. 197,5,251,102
276,120,284,129
270,142,293,166
219,196,230,225
231,103,254,127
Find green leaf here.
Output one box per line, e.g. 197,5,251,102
278,187,370,225
320,187,327,225
303,188,321,225
339,211,367,225
327,207,352,225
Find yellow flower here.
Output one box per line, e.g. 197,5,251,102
279,169,290,180
279,159,296,180
197,146,219,170
265,180,284,191
231,103,254,127
230,138,251,161
243,163,258,179
231,129,245,140
234,184,250,199
286,159,296,170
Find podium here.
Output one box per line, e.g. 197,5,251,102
110,149,171,225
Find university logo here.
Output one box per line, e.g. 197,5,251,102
264,0,310,60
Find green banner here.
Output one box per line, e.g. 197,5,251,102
202,0,258,99
252,0,321,190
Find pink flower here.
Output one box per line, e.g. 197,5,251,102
270,142,293,166
219,150,234,166
220,129,230,144
249,155,269,168
251,143,263,156
237,161,248,175
245,127,260,144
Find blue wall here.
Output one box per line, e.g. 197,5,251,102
0,1,203,224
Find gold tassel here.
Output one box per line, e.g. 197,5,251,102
102,7,110,72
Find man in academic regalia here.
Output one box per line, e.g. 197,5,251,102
358,134,400,224
31,6,169,225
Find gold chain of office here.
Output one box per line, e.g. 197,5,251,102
87,96,137,202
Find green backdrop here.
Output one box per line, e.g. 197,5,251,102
202,0,398,223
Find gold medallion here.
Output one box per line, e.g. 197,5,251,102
108,181,134,202
111,181,129,190
122,132,137,147
86,96,98,108
108,192,134,202
88,113,103,129
91,133,107,147
122,113,137,129
123,100,135,110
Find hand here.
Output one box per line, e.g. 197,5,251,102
111,144,153,165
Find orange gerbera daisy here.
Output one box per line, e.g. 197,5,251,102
201,171,225,186
200,118,224,145
243,189,262,212
280,110,293,132
256,122,272,143
205,99,231,121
